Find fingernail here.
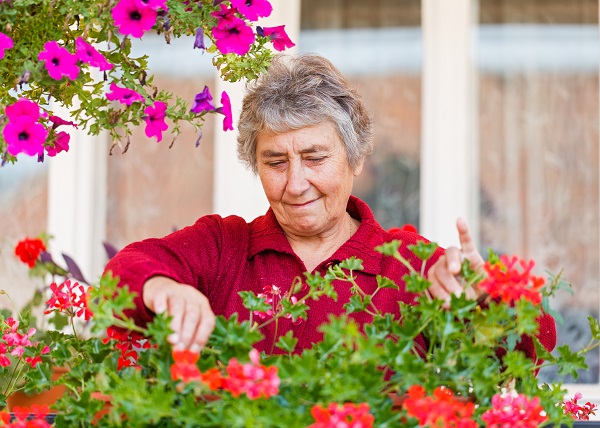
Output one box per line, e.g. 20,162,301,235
174,342,185,350
450,262,459,272
167,333,179,344
190,344,201,353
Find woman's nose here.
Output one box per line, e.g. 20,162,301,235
286,161,309,195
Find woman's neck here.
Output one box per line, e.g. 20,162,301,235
287,213,359,272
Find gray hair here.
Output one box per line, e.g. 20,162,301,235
237,53,374,174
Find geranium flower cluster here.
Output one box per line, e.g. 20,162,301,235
402,384,477,428
0,317,50,369
103,327,156,371
480,392,548,427
308,402,375,428
14,237,46,269
171,348,280,400
252,284,299,321
0,404,52,428
45,279,93,322
563,392,598,421
479,254,546,305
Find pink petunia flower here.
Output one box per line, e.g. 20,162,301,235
0,32,13,60
106,82,144,105
45,131,70,157
212,15,255,55
259,25,295,52
144,101,168,142
211,4,238,26
37,41,80,81
75,37,114,71
112,0,158,38
5,98,42,122
230,0,272,21
48,115,78,130
134,0,167,10
216,91,233,131
3,117,48,157
190,85,215,114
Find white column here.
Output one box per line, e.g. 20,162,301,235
420,0,479,248
213,0,301,220
47,110,107,284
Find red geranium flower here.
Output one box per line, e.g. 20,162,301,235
479,254,545,305
14,237,46,268
308,402,375,428
171,349,202,382
402,384,477,428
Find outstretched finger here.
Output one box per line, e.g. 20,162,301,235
456,218,484,270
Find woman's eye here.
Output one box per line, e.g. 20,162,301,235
268,161,285,167
306,157,325,163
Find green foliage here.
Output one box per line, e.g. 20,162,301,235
2,237,596,426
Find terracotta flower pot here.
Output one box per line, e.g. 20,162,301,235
6,366,68,412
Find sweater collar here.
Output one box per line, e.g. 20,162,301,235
247,196,385,275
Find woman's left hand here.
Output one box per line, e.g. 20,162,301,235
427,218,485,303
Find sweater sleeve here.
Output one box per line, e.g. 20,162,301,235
103,214,237,327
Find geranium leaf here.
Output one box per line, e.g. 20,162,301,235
376,275,399,290
555,344,587,379
281,299,308,321
588,315,600,340
275,330,298,353
238,291,271,313
344,294,371,314
338,257,363,271
375,240,401,256
407,241,439,261
402,272,431,294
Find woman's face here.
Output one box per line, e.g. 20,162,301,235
256,122,364,238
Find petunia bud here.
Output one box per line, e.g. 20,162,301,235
193,27,205,50
18,70,31,86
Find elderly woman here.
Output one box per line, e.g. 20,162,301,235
104,54,556,358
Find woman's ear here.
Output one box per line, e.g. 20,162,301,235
353,158,365,176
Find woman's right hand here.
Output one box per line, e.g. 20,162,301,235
142,276,215,353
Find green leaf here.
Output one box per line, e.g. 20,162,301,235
375,240,401,256
588,315,600,340
238,291,271,313
376,275,399,290
338,257,364,271
343,294,371,314
407,241,439,261
402,272,431,294
275,331,298,353
281,298,309,322
555,345,588,379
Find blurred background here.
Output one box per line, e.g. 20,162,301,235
1,0,598,390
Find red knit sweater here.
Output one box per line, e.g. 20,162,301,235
104,196,556,357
